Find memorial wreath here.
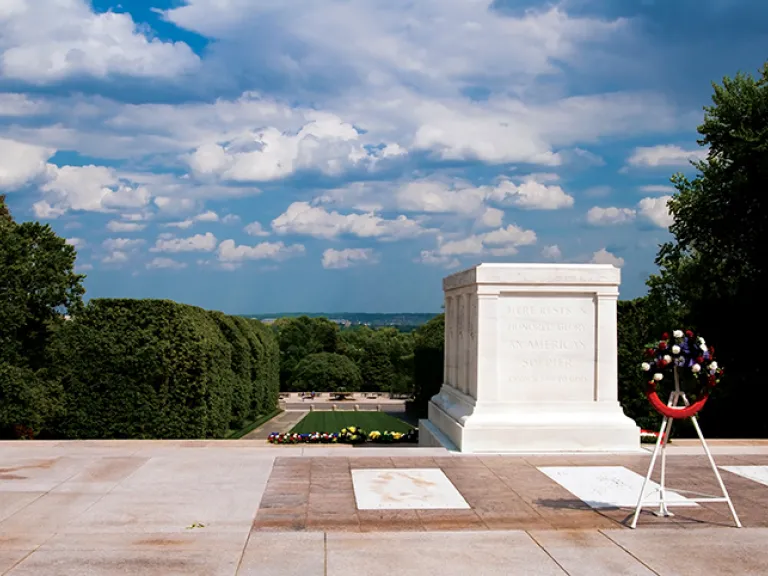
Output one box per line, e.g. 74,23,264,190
641,329,724,419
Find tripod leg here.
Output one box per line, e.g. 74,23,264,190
656,412,675,517
690,414,742,528
631,414,668,528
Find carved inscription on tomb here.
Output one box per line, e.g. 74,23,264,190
498,297,596,402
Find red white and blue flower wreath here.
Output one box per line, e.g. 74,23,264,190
642,329,724,419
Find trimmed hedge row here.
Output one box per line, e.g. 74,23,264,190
44,299,279,439
0,362,63,439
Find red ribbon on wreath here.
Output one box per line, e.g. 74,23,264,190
645,385,709,419
641,331,722,420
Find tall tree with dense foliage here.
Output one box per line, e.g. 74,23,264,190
291,352,363,393
0,196,83,437
339,326,413,393
648,62,768,436
273,316,340,389
410,313,445,416
0,196,85,369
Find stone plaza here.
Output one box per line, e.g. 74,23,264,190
2,440,768,574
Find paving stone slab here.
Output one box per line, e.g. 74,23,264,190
0,492,45,523
529,530,656,576
239,532,325,576
38,531,248,552
0,550,35,574
0,492,105,536
603,527,768,576
6,548,241,576
327,531,566,576
64,486,260,534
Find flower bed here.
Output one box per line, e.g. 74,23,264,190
268,426,419,445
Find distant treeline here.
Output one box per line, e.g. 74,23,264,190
244,312,439,329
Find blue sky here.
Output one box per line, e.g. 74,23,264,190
1,0,766,314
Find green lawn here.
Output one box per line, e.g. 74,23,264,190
290,411,413,434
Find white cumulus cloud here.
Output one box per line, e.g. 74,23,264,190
541,245,562,259
244,221,270,237
165,2,625,91
217,239,305,263
37,165,151,217
102,251,129,264
0,93,48,117
0,138,54,190
420,223,537,264
150,232,218,253
147,257,187,270
322,248,376,269
107,220,145,232
333,174,573,220
638,195,674,228
395,180,487,214
478,207,504,228
486,177,574,210
590,248,624,267
586,196,673,229
165,210,220,229
101,237,143,265
0,0,199,83
586,206,637,226
65,237,85,248
418,251,462,269
188,113,403,182
271,202,427,240
627,145,707,168
102,238,144,251
154,196,197,214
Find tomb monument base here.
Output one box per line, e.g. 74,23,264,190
419,263,640,453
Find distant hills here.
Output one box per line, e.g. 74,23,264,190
242,312,439,330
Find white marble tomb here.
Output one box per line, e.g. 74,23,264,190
419,263,640,453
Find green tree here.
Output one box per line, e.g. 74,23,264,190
337,326,372,366
291,352,362,393
274,316,340,390
648,62,768,436
338,326,414,395
615,297,684,432
0,196,85,369
0,196,81,437
410,313,444,416
360,337,395,392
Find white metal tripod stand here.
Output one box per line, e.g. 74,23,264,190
630,367,741,528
